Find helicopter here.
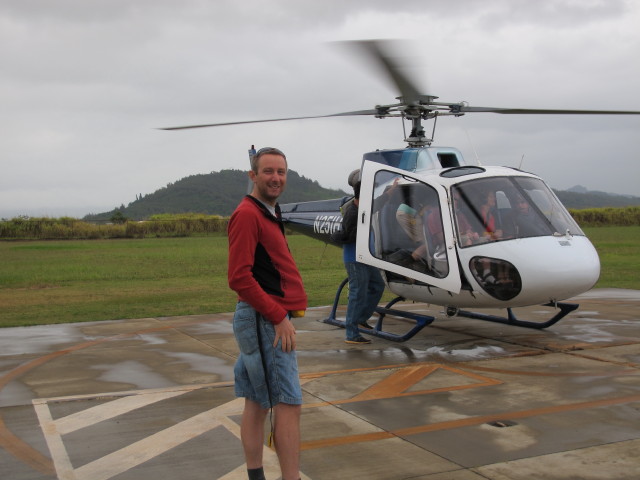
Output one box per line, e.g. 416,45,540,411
162,40,640,342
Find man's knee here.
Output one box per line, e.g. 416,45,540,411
274,402,301,421
244,398,269,418
275,402,301,412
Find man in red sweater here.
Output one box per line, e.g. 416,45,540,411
227,147,307,480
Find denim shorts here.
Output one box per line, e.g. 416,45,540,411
232,301,302,409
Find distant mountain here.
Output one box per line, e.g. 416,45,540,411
83,173,640,222
554,185,640,209
83,169,349,221
566,185,589,194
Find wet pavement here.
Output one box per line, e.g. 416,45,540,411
1,288,639,480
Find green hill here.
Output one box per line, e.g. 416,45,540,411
83,171,640,223
84,169,348,221
554,187,640,209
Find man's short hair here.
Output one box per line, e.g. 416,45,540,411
250,147,287,172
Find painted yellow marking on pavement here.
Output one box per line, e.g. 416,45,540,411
30,364,500,479
0,414,55,475
300,392,640,451
351,364,501,402
33,387,308,480
303,363,501,408
0,316,227,475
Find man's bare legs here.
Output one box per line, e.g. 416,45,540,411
240,399,301,480
274,403,301,480
241,399,268,469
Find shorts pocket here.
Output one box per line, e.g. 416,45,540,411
233,304,259,356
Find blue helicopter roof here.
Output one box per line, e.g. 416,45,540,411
362,146,466,173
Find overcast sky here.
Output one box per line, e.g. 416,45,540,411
2,0,639,218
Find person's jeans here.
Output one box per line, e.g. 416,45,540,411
345,261,385,340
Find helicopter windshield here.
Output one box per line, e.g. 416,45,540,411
452,176,584,246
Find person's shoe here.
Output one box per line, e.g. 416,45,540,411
359,322,373,330
345,336,372,344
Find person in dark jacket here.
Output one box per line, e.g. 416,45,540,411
331,169,385,344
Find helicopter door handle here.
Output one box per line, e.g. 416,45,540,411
361,212,366,223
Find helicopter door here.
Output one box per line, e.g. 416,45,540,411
356,161,461,293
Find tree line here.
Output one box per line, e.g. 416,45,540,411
2,207,639,240
0,214,229,240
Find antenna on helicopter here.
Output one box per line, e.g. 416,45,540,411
464,129,481,165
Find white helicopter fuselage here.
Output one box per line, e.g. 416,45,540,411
356,149,601,310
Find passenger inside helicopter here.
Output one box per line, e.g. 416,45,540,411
477,190,504,241
452,177,581,295
451,176,582,246
452,189,479,246
372,173,449,278
513,195,551,237
370,172,583,287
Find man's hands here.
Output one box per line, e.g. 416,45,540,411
274,316,296,352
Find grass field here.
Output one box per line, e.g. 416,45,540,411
583,226,640,290
1,227,638,328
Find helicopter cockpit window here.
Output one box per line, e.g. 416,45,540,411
437,153,460,168
513,177,584,236
363,149,419,172
452,176,584,246
370,171,449,278
416,149,440,171
452,179,513,245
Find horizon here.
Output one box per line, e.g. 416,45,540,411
2,174,638,220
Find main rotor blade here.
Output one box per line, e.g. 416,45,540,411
159,109,379,130
458,106,640,115
341,39,428,105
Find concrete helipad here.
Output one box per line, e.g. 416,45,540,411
1,288,639,480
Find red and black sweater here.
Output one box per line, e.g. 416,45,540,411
227,195,307,324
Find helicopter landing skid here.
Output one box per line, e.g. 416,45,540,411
456,302,579,329
321,278,434,342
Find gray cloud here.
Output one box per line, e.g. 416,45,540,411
1,0,638,218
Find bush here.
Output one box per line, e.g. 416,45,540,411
3,207,636,240
0,214,229,240
570,206,640,227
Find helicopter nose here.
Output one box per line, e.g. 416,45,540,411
526,237,599,303
468,236,600,305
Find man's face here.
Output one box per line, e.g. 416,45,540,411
516,198,530,214
249,153,287,205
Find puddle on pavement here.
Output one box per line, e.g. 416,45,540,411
425,344,507,360
0,324,88,355
162,352,234,380
92,360,175,389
